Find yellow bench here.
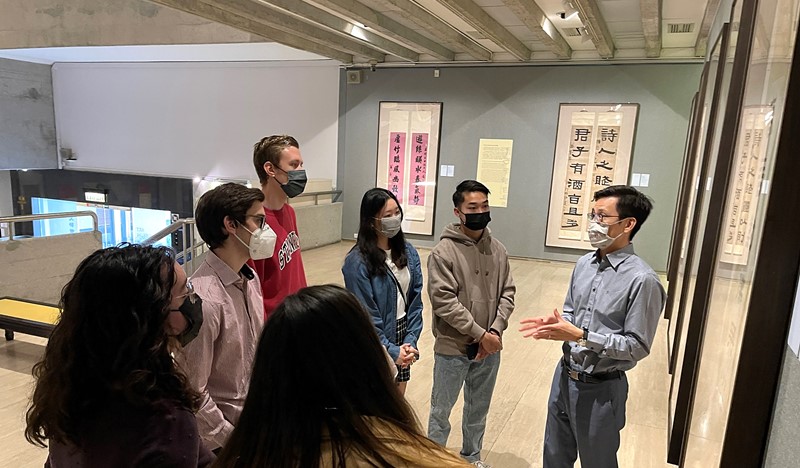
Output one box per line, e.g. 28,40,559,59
0,297,60,341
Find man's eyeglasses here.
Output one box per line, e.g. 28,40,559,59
245,215,267,230
587,211,621,224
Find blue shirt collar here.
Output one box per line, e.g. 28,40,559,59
592,243,635,270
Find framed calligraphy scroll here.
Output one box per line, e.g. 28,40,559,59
718,105,773,265
545,103,639,250
376,102,442,235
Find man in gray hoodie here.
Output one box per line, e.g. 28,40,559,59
427,180,516,468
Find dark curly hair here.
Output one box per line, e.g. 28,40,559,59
25,244,199,447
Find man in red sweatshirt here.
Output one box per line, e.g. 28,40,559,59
250,135,308,320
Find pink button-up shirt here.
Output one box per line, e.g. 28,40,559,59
177,251,264,450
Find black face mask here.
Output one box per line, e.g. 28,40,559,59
275,167,307,198
176,295,203,346
460,211,491,231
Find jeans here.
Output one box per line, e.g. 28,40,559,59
427,352,501,462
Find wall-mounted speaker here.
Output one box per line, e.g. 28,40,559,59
346,70,363,85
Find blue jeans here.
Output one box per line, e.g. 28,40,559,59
427,352,501,462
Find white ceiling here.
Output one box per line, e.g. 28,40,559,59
0,0,715,65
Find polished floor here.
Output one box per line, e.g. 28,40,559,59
0,241,673,467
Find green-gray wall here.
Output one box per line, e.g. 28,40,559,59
338,64,702,271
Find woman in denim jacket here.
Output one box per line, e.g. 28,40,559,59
342,188,423,395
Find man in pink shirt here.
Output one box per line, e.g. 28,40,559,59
250,135,308,320
178,182,274,451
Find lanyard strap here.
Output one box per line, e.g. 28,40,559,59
385,266,409,312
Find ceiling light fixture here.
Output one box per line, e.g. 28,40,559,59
559,1,579,20
581,27,592,43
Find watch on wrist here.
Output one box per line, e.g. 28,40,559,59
576,327,589,347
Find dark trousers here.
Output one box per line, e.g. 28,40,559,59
543,360,628,468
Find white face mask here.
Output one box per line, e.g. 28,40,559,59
236,224,277,260
587,220,624,249
376,214,402,238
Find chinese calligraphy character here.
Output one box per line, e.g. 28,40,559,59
567,179,584,190
569,163,585,174
595,160,613,170
598,147,617,155
562,219,579,228
568,194,581,205
571,146,588,158
594,175,613,186
601,128,618,142
574,128,590,142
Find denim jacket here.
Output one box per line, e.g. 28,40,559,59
342,242,424,361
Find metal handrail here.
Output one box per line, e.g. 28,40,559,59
292,190,343,204
141,218,206,275
0,211,99,240
141,218,193,246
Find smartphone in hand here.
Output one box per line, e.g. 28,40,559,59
466,343,479,360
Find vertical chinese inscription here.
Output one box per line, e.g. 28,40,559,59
410,133,428,206
560,124,592,235
388,132,406,204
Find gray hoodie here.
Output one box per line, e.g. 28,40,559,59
427,222,516,356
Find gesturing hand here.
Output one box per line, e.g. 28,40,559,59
519,309,582,342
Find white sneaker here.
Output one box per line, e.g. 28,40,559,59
472,461,491,468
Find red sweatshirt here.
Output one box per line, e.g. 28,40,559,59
249,204,307,320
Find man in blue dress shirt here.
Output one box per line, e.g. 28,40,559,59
520,185,666,468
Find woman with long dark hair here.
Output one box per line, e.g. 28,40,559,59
342,188,423,395
213,285,470,468
25,244,213,467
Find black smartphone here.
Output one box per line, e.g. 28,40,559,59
466,343,479,360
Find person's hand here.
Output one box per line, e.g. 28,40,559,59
519,308,560,337
520,309,581,342
396,346,415,368
480,331,502,354
401,344,419,366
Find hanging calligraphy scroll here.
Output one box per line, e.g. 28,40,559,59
546,104,639,250
376,102,442,235
719,105,773,265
